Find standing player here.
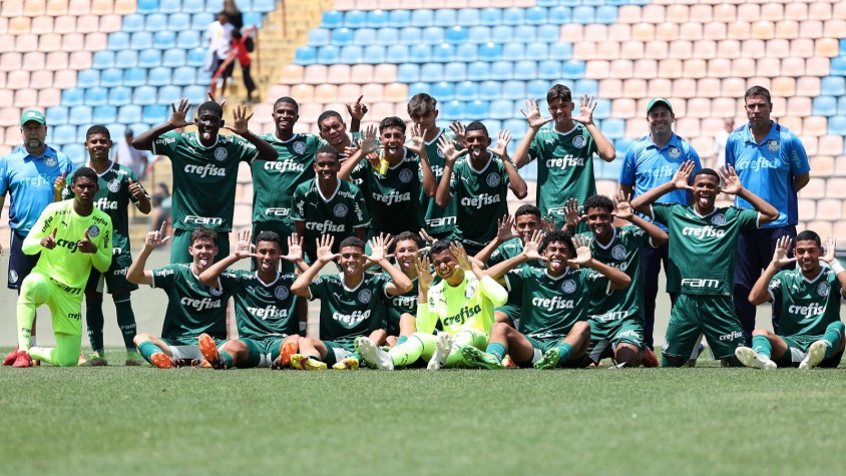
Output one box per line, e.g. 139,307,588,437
197,230,307,369
1,110,74,363
9,167,113,367
737,233,846,370
132,100,277,263
512,86,616,227
618,98,702,352
436,122,527,255
60,126,151,367
726,86,811,342
289,235,412,370
127,226,229,369
291,145,369,261
630,163,778,366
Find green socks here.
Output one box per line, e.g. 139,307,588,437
138,341,164,364
388,334,429,366
219,350,235,368
86,299,105,355
554,343,573,364
822,322,844,358
485,343,507,362
114,297,138,352
752,335,772,358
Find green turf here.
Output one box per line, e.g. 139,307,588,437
2,348,845,476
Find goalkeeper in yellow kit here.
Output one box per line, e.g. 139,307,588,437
10,167,113,367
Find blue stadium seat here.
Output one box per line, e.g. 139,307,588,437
514,25,537,42
593,99,611,119
421,63,445,82
172,67,196,86
366,9,388,28
46,106,69,125
353,28,377,46
399,27,422,45
479,42,502,62
444,62,467,82
409,45,432,63
69,105,93,125
573,79,597,96
123,68,147,87
100,68,123,88
813,96,837,117
116,50,139,69
829,116,846,136
457,9,479,26
386,45,409,63
344,10,366,28
527,42,550,61
154,31,177,50
526,6,548,25
195,72,211,86
490,100,514,119
537,25,559,41
186,48,206,67
503,8,525,26
54,125,76,145
93,106,117,124
145,13,168,32
294,46,317,65
513,61,537,80
434,9,456,27
123,14,145,32
63,88,85,107
322,10,343,29
549,42,573,60
490,61,514,80
596,6,618,24
62,144,86,166
191,13,214,30
363,45,385,64
603,158,623,179
840,39,846,56
537,0,559,6
467,100,488,119
491,26,514,43
159,0,181,14
831,57,846,77
183,85,206,104
456,81,478,101
377,27,399,46
549,6,572,24
397,64,420,83
133,86,158,106
502,43,525,61
131,32,153,50
467,61,491,81
821,76,846,96
119,106,143,124
108,86,133,106
432,81,455,101
137,0,158,15
573,6,595,24
479,8,501,26
839,96,846,116
421,27,445,45
108,32,130,50
561,60,586,79
481,119,502,135
245,11,267,27
388,9,411,28
139,50,162,68
446,26,468,45
615,138,635,155
253,0,276,13
504,119,527,139
182,0,205,13
468,26,491,44
456,43,478,62
177,31,201,49
433,44,455,63
479,81,501,100
527,79,551,98
168,13,191,31
340,46,363,64
77,70,100,89
538,60,561,79
143,105,168,124
92,51,115,69
408,82,430,97
331,27,353,46
603,119,625,139
502,80,526,100
163,49,186,67
147,67,171,87
308,28,331,47
441,100,466,121
411,9,434,27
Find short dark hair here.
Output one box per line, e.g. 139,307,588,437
465,121,488,137
583,195,615,214
694,168,720,181
255,230,282,248
274,96,299,112
744,85,771,105
315,144,340,161
795,230,822,248
317,110,343,129
515,204,541,220
190,228,218,245
430,239,452,256
547,84,573,103
379,116,406,135
86,125,110,141
71,166,98,185
408,93,437,118
542,230,575,257
197,101,223,119
395,231,423,248
339,236,365,252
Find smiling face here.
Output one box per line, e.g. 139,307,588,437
547,98,575,126
515,214,542,243
85,133,112,163
190,238,219,272
338,245,366,278
585,206,613,240
380,126,406,160
195,110,223,146
273,102,299,134
255,240,281,275
744,94,771,130
691,173,720,213
463,129,491,161
409,108,438,133
647,105,674,137
394,239,420,274
313,152,340,183
431,248,459,282
72,175,99,207
318,115,348,146
543,240,572,277
794,240,822,274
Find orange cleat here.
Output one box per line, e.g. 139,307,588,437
642,348,659,368
198,333,224,369
272,340,298,369
149,352,174,369
12,351,33,368
4,346,19,366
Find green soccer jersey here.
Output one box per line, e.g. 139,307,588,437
528,126,599,225
769,267,844,337
652,203,759,297
217,269,300,339
450,153,510,246
488,238,544,269
383,276,417,336
308,272,390,346
579,225,651,325
418,273,508,336
61,161,146,256
151,263,229,342
23,200,113,290
420,129,458,236
350,147,425,235
506,266,608,340
291,178,370,259
152,131,259,232
252,132,322,224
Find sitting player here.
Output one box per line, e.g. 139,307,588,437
737,233,846,370
289,234,412,370
197,230,308,369
462,231,631,369
356,241,508,371
127,225,229,368
382,231,426,347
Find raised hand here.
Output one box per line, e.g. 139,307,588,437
613,190,634,222
128,178,144,199
282,233,304,263
496,214,517,243
541,216,558,233
54,172,67,194
315,235,338,264
366,233,394,263
77,228,98,254
564,198,584,229
718,164,743,195
520,98,553,129
449,121,465,145
418,228,435,246
406,124,428,154
572,94,598,126
672,161,696,191
359,125,383,157
822,236,836,264
233,230,257,259
488,129,512,159
449,242,472,271
223,104,254,136
145,221,171,249
523,230,547,261
568,235,593,266
437,134,468,165
41,227,58,250
343,140,360,159
415,255,434,290
170,99,192,129
346,95,368,121
772,235,797,267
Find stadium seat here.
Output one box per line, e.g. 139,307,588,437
183,85,206,104
388,9,411,28
191,13,214,30
446,26,467,45
549,43,573,61
407,82,430,97
573,6,595,25
172,67,195,86
139,50,161,68
177,31,200,49
163,49,186,68
131,31,153,50
490,61,513,80
145,13,168,32
434,9,456,28
182,0,205,13
123,68,147,87
444,62,467,82
143,105,167,124
503,43,525,62
154,31,177,50
108,86,132,106
420,63,444,83
479,80,501,100
363,45,385,64
386,45,409,64
422,27,445,45
322,10,343,29
411,9,434,28
829,116,846,136
503,8,525,26
168,13,191,32
467,61,491,82
399,27,422,45
69,105,92,125
93,105,116,124
115,50,138,69
538,60,561,79
490,100,514,119
123,14,145,32
456,43,478,62
526,42,550,61
339,46,363,64
514,25,536,43
92,50,115,69
525,6,548,26
514,60,537,80
158,0,180,14
468,26,491,44
467,99,488,119
479,8,502,27
377,27,399,46
76,69,99,89
353,28,376,46
409,45,432,63
146,67,170,87
561,60,586,79
108,32,130,51
479,42,502,62
396,64,420,83
491,26,514,44
253,0,275,13
455,81,478,101
330,28,353,46
433,44,455,63
136,0,158,14
186,48,205,68
46,106,69,125
53,125,76,145
133,86,157,106
457,8,479,27
294,46,317,65
119,105,143,125
501,80,526,100
831,57,846,77
431,81,454,102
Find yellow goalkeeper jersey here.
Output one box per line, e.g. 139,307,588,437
417,272,508,336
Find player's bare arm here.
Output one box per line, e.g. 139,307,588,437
132,99,193,150
474,214,516,265
127,222,171,286
568,235,631,291
490,129,527,199
435,134,468,207
291,235,338,298
631,160,696,215
366,234,412,296
513,98,553,168
224,104,278,161
407,124,436,198
719,164,779,225
128,177,152,214
613,190,668,246
748,236,796,305
573,94,615,162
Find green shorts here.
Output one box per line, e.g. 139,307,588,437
86,248,138,294
323,340,357,366
663,294,743,361
495,302,522,326
19,272,84,336
774,334,844,368
170,229,230,264
252,221,295,273
587,318,644,363
241,336,288,368
524,334,583,368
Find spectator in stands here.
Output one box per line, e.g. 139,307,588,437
115,128,149,180
231,29,257,105
703,117,734,170
223,0,244,30
205,12,235,99
726,86,810,344
149,183,171,234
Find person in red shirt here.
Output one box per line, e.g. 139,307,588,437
231,29,257,104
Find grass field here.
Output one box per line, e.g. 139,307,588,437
3,348,846,476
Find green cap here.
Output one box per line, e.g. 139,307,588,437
646,98,673,114
20,110,46,126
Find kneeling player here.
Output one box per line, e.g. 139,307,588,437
462,231,631,369
289,234,412,370
197,230,308,369
737,233,846,370
128,226,229,368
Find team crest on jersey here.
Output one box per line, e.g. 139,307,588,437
465,283,476,300
399,169,414,184
611,244,627,260
214,147,228,161
358,289,372,304
293,141,306,154
437,148,444,158
668,147,681,159
45,157,57,167
333,203,348,218
210,286,222,296
107,179,121,193
817,282,831,297
486,173,500,187
767,139,780,151
9,270,18,284
275,286,290,300
562,280,577,294
711,213,726,226
87,225,100,238
572,135,586,149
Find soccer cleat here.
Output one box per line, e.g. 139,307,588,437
427,332,453,370
332,357,360,370
641,348,659,368
534,348,561,370
276,340,298,368
198,333,224,369
291,354,327,371
799,341,827,370
3,346,19,366
460,346,504,370
149,352,174,369
125,352,145,366
79,353,108,367
355,337,394,371
735,347,777,370
12,351,33,368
